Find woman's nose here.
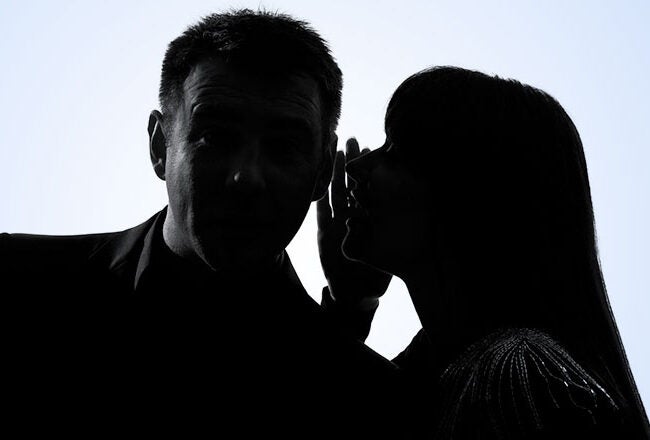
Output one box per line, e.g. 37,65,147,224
346,148,378,186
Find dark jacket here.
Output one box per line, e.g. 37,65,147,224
2,209,409,437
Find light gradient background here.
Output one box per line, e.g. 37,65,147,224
1,0,648,406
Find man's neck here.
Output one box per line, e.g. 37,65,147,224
161,210,285,279
161,209,200,264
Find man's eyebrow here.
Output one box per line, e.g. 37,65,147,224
190,102,241,117
269,115,315,135
191,103,316,135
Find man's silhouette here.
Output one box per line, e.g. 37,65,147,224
2,10,404,436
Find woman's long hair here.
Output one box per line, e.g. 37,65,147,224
385,66,648,436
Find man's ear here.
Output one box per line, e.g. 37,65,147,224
148,110,167,181
311,133,337,201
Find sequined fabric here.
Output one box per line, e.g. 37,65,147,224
435,328,619,439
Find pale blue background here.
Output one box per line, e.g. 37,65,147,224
1,0,647,407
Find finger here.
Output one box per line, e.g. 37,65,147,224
331,150,347,217
361,147,370,155
316,188,332,230
346,137,361,162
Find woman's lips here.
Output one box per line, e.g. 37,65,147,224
349,190,370,217
346,216,367,228
346,198,369,230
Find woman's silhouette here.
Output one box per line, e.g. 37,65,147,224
318,66,649,438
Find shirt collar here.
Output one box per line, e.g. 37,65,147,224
132,207,311,309
133,207,166,292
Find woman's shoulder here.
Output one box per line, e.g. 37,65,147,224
435,328,623,439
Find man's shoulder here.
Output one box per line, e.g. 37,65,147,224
0,213,155,264
2,230,120,259
1,211,161,280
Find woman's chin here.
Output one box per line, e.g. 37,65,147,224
342,236,396,278
343,224,405,277
343,219,398,274
342,227,373,265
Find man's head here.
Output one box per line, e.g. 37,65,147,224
148,10,342,271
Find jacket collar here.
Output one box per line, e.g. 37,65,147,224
88,207,312,306
85,208,165,291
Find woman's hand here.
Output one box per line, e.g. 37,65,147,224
317,138,392,310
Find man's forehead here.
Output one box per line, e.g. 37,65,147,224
181,58,322,116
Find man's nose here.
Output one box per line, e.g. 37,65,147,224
226,147,267,194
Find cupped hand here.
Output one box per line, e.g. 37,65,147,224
317,138,392,310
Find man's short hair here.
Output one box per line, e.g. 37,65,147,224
159,9,343,135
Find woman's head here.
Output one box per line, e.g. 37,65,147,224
345,66,648,433
346,67,594,313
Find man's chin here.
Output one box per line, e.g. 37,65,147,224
203,247,283,274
